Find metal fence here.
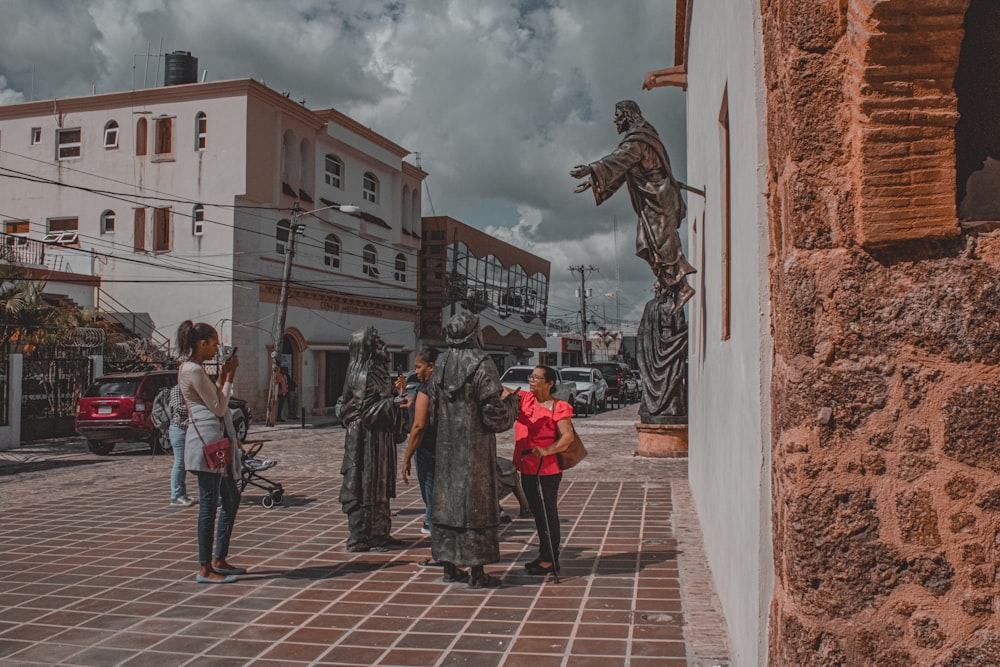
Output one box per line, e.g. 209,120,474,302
0,354,9,427
20,356,94,441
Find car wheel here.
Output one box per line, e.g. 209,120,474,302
234,414,248,442
87,440,114,456
589,396,597,416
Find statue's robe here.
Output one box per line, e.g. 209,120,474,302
638,293,688,423
428,348,519,566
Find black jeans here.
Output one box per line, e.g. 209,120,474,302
195,471,240,564
523,471,562,563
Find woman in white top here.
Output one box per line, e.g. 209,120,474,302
177,320,244,584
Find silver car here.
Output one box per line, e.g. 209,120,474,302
559,367,609,416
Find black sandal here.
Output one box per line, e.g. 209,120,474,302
526,562,559,576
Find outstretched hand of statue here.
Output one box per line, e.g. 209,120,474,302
570,164,592,179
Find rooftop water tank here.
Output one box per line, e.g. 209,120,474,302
164,51,198,86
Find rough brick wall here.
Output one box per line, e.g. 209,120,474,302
762,0,1000,664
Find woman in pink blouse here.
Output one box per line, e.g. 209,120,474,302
508,365,577,575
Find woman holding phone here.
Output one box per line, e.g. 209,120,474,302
177,321,245,584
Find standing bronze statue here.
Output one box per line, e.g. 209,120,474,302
571,100,694,423
428,313,520,588
638,283,688,424
338,326,409,552
571,99,695,313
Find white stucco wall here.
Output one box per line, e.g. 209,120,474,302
684,1,772,665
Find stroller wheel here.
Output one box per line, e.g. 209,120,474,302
272,491,284,504
262,494,275,509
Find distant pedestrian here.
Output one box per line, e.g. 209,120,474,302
177,320,245,584
157,383,195,507
275,364,288,422
285,368,298,421
401,346,440,545
152,386,193,507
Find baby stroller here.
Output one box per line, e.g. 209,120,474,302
239,441,284,508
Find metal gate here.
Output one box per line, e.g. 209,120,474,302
20,356,94,441
0,353,9,427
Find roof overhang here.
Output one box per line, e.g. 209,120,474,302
642,0,691,91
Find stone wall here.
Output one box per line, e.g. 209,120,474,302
762,0,1000,664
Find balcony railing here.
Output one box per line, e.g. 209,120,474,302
0,233,46,267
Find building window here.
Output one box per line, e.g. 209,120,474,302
394,254,407,282
362,244,379,277
101,210,116,234
195,112,207,150
4,221,29,235
56,128,81,159
153,208,171,252
324,154,343,188
719,86,731,342
134,208,146,252
363,172,379,204
104,121,119,149
136,118,147,156
30,127,41,145
154,117,172,155
276,219,291,254
324,234,341,268
192,204,205,236
47,217,78,233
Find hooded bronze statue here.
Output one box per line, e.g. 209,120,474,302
428,312,520,588
338,326,408,552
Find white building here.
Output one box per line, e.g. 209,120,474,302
0,77,426,415
645,2,771,665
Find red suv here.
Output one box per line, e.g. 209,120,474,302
76,371,253,455
75,371,177,455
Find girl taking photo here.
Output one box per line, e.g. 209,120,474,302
177,321,245,584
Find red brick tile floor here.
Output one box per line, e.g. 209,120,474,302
0,403,730,666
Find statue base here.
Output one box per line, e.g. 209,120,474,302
635,423,688,458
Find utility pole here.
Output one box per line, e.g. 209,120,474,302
570,265,598,364
263,201,359,427
265,202,304,426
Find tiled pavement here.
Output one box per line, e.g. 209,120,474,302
0,404,730,666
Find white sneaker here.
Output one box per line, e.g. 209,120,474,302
170,497,195,507
420,522,431,535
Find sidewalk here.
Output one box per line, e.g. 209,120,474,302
0,405,730,666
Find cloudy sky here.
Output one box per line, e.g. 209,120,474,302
0,0,686,329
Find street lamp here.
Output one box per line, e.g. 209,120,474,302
264,201,361,426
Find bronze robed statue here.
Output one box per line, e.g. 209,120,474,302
337,326,408,552
572,99,693,424
427,313,520,588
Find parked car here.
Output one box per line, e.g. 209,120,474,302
499,366,577,407
587,361,634,404
76,370,251,456
559,366,609,416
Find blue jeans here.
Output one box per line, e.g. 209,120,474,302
195,471,240,565
169,425,188,500
415,447,435,529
